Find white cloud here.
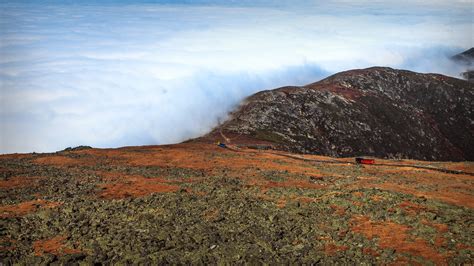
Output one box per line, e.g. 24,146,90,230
0,1,472,153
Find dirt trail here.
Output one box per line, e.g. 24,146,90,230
219,131,474,176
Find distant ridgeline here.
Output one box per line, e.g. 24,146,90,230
452,47,474,82
201,67,474,161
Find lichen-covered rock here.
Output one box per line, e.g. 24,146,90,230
208,67,474,161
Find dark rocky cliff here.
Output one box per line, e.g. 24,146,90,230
207,67,474,161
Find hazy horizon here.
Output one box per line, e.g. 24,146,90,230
1,0,472,154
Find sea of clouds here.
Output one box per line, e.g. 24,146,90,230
0,0,472,153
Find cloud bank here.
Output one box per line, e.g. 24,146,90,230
0,0,472,153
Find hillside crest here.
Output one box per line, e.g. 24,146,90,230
203,67,474,161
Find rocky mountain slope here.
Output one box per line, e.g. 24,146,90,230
205,67,474,161
452,48,474,82
452,47,474,64
1,144,473,264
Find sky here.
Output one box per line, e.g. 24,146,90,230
0,0,472,154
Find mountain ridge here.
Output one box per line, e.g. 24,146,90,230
201,67,474,161
452,47,474,64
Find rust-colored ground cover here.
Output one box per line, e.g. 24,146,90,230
33,236,81,256
34,155,98,167
0,176,44,189
324,243,349,255
49,143,473,209
96,172,183,199
350,215,448,264
5,142,469,264
349,163,474,209
95,171,203,199
0,199,62,218
32,143,474,212
77,144,324,178
398,201,429,215
373,182,474,208
330,204,346,216
362,247,379,257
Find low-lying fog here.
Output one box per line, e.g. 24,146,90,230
1,0,472,153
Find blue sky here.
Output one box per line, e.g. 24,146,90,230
0,0,472,153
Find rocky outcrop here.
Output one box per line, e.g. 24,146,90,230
207,67,474,161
